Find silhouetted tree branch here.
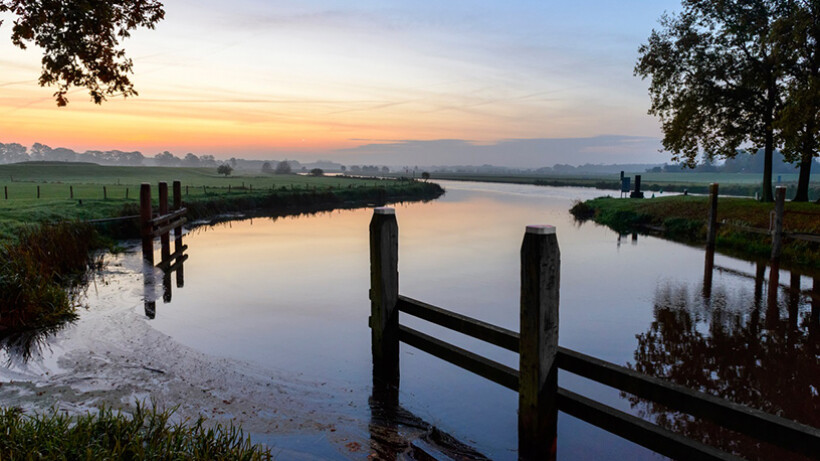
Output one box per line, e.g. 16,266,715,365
0,0,165,106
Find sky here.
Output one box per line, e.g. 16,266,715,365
0,0,684,167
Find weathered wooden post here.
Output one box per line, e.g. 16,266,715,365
173,180,182,254
69,185,73,199
126,188,129,199
140,183,154,265
186,185,189,196
706,183,719,250
159,182,170,262
519,224,560,461
771,186,786,260
37,185,40,199
370,206,400,407
103,186,107,199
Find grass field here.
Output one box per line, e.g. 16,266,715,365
573,195,820,268
424,171,820,199
0,162,428,239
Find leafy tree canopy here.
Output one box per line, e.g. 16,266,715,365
0,0,165,106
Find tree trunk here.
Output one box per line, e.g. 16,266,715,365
761,83,776,202
793,120,816,202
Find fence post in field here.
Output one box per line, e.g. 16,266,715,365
4,186,6,200
771,186,786,260
69,185,73,199
228,184,231,193
173,181,182,252
140,183,154,265
519,225,560,461
186,185,189,196
706,183,719,251
37,185,40,199
370,206,400,407
126,188,129,200
159,182,170,262
103,186,107,200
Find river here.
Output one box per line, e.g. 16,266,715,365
0,180,816,460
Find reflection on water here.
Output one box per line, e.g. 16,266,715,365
143,228,188,319
629,248,819,460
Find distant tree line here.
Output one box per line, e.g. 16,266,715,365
646,150,820,174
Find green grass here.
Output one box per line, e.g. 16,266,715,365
0,404,271,460
573,195,820,268
0,163,439,240
424,172,820,200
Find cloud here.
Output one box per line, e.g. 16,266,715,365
334,135,664,168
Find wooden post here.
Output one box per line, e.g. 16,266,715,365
37,185,40,199
228,184,231,193
519,224,560,461
706,183,718,250
173,180,182,253
159,182,170,262
186,185,189,196
103,186,107,199
370,206,400,407
140,183,154,264
69,185,73,199
126,188,129,199
771,186,786,260
4,186,6,200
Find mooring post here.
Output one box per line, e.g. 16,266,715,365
69,185,73,199
140,183,154,265
706,183,719,250
519,224,560,461
173,180,182,253
370,206,400,407
771,186,786,260
159,182,170,262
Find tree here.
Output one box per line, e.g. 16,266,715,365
0,143,29,164
635,1,792,202
261,161,273,173
309,168,324,176
183,153,200,166
0,0,165,106
274,160,292,175
217,164,233,176
776,0,819,201
421,171,430,181
153,151,180,166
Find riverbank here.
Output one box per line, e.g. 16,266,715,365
421,172,820,201
571,195,820,269
0,162,444,333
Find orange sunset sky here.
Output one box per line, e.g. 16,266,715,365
0,1,682,164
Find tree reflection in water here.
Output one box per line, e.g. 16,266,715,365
628,255,819,460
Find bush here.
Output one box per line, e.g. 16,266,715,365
309,168,324,176
274,161,292,175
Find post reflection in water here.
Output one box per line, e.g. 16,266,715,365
143,229,187,319
627,246,819,460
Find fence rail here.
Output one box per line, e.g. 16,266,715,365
370,207,820,460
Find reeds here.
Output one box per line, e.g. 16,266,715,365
0,403,272,460
0,222,100,330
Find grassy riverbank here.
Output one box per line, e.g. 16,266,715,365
423,172,820,200
0,162,444,332
571,196,820,268
0,404,271,460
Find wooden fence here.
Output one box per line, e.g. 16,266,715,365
707,184,820,261
140,181,188,319
369,207,820,460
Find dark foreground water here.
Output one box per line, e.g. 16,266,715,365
2,180,817,460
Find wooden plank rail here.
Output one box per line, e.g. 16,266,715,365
152,217,187,238
150,208,187,226
556,389,741,461
398,324,518,391
397,295,820,457
556,348,820,458
397,296,519,353
369,208,820,460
